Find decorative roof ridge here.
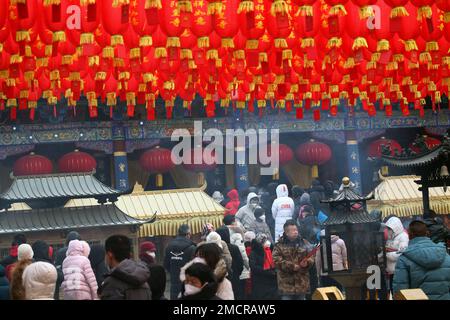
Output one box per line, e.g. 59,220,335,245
10,170,96,179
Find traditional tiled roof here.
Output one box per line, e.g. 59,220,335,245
0,205,149,235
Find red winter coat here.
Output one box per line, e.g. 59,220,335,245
225,189,240,216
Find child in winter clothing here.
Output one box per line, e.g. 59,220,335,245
10,244,34,300
22,262,57,300
225,189,240,216
61,240,98,300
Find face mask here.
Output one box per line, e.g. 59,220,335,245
264,240,271,248
147,252,156,259
259,215,266,222
184,284,203,296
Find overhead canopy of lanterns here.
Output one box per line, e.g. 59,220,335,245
1,0,450,121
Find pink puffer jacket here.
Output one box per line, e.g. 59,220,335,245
61,240,98,300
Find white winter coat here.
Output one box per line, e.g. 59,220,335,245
235,193,259,231
230,233,250,280
385,217,409,274
272,184,295,241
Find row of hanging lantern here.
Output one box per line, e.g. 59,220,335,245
0,0,450,121
12,149,97,176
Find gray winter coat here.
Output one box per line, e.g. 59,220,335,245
99,259,151,300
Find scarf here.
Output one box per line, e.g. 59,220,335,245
263,247,274,270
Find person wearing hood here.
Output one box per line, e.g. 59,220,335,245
249,233,278,300
309,179,326,213
273,220,315,300
200,231,233,273
181,243,234,300
88,244,108,288
164,224,197,300
223,215,245,238
385,216,409,297
423,210,449,247
179,263,221,300
225,189,241,216
296,205,320,244
393,220,450,300
236,192,260,231
139,241,166,300
230,232,250,300
22,261,57,300
99,235,151,300
0,265,9,300
248,207,274,244
1,234,27,282
10,244,34,300
54,231,81,299
212,191,225,206
216,227,244,299
272,184,295,241
60,240,98,300
292,185,305,218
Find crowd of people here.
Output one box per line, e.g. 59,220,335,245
0,180,449,300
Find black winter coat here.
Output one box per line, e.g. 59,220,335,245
164,236,196,299
99,259,152,300
248,241,278,300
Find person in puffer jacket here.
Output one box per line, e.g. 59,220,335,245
393,220,450,300
61,240,98,300
385,216,409,297
272,184,295,242
225,189,241,216
236,192,260,231
230,233,250,299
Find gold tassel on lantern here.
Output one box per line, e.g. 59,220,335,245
198,37,210,48
24,71,34,82
145,0,161,9
28,101,37,109
221,38,234,48
52,31,66,42
62,55,73,65
16,30,30,42
270,0,289,16
80,33,94,45
359,6,375,19
106,93,117,106
156,174,163,187
274,38,288,49
329,5,347,16
404,40,418,52
445,12,450,23
177,0,192,12
390,7,409,18
297,5,313,16
259,52,268,62
43,0,61,6
140,36,153,47
311,165,319,178
417,6,432,21
377,39,390,52
326,37,342,49
154,47,167,58
112,0,130,7
301,38,314,48
352,37,368,50
208,1,224,15
103,46,114,58
130,48,141,60
181,49,192,60
7,99,17,107
10,55,22,64
126,92,136,106
206,49,218,60
167,37,181,48
47,96,58,105
282,49,292,61
426,41,439,52
111,35,124,46
233,50,245,60
238,1,254,13
246,40,259,50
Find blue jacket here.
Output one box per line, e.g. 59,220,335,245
393,237,450,300
0,265,10,300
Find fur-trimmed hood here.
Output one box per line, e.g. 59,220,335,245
180,257,228,283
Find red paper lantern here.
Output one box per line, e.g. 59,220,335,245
13,152,53,176
139,147,175,187
368,137,402,158
295,139,332,178
58,149,97,173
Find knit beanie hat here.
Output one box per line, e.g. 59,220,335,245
18,244,34,261
206,232,223,249
243,231,256,243
140,241,156,253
